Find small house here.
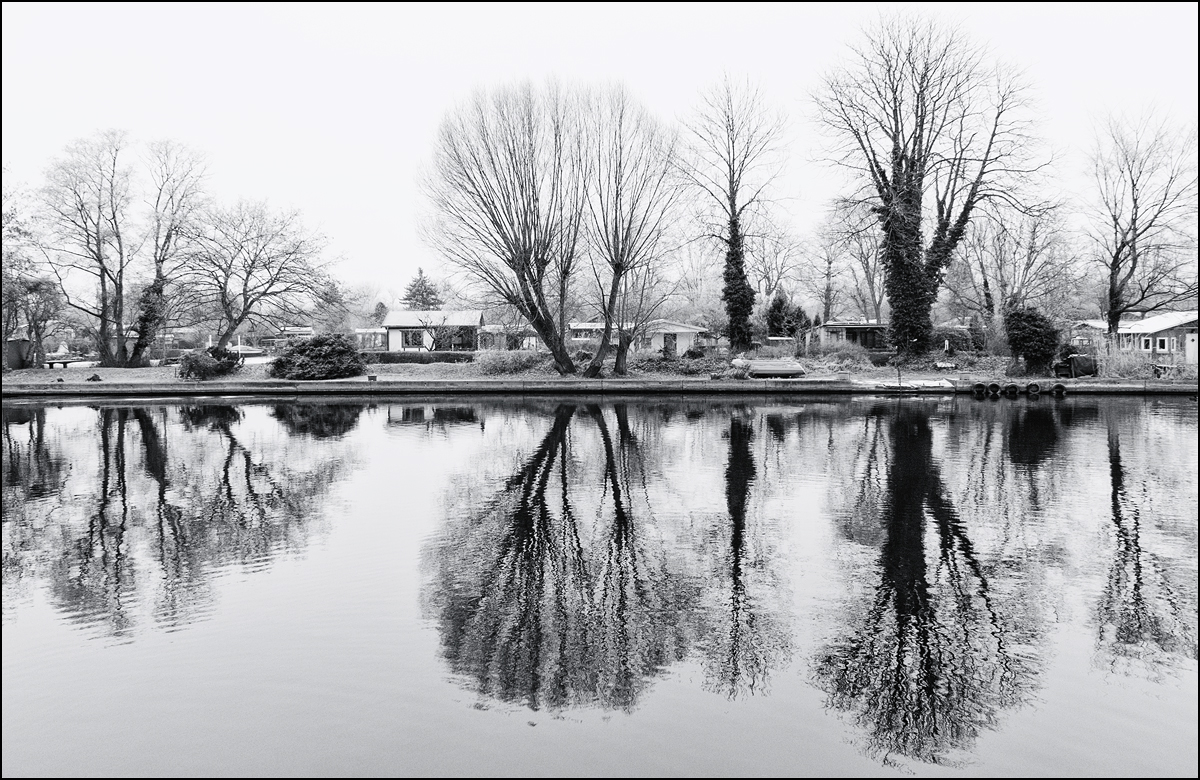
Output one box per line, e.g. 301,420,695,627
569,320,708,356
382,310,484,351
478,324,541,351
354,327,387,351
820,320,888,350
1115,310,1198,364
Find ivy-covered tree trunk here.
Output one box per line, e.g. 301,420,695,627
723,216,756,352
879,188,935,355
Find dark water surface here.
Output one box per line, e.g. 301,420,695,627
2,395,1196,777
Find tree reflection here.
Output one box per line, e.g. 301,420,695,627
271,403,364,439
427,404,697,712
2,407,70,510
698,413,790,699
1098,419,1198,670
817,403,1036,764
2,403,352,638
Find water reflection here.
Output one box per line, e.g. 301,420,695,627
1099,416,1198,672
2,403,358,636
816,403,1039,764
425,404,698,712
3,397,1196,771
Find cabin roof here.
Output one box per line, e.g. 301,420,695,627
1118,310,1198,334
382,310,484,328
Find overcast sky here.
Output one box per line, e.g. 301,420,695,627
3,2,1197,297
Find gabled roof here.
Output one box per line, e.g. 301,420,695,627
382,310,483,328
823,320,887,328
569,319,707,333
1118,310,1198,334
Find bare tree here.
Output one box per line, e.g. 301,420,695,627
40,131,205,366
580,87,682,376
425,82,587,374
817,17,1044,355
947,206,1083,345
824,201,886,323
1088,116,1198,333
744,227,801,301
179,201,328,348
126,141,207,364
680,77,785,351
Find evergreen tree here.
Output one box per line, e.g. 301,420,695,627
722,218,756,351
371,301,389,326
402,268,444,310
1004,307,1059,373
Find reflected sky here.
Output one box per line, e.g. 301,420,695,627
3,396,1197,776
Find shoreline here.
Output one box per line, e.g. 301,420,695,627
3,376,1197,399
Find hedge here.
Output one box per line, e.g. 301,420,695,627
364,350,476,364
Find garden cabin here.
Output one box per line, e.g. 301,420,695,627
382,310,483,352
820,320,888,350
1115,310,1198,364
568,320,708,356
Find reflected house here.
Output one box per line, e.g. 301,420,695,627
386,405,479,429
820,320,888,350
382,310,483,352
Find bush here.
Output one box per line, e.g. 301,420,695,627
475,350,553,375
932,326,974,355
270,334,366,380
682,346,706,359
178,347,243,380
366,351,475,364
1004,307,1059,374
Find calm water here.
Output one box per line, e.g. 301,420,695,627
2,395,1197,777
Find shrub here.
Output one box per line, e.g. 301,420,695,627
270,334,365,380
475,350,552,375
179,347,243,380
366,351,475,364
1004,307,1059,374
932,326,974,355
682,346,706,359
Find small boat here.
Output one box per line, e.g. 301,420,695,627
734,359,807,378
227,345,265,357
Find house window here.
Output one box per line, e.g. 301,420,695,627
1142,338,1152,351
402,330,424,348
1170,337,1177,352
1157,337,1168,351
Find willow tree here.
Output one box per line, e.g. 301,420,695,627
426,83,587,374
580,87,682,377
817,18,1042,355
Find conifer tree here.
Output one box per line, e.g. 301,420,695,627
402,268,444,310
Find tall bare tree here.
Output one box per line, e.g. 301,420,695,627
179,201,328,348
580,87,682,377
680,77,785,351
425,82,587,374
1088,116,1198,333
40,131,205,366
817,17,1043,355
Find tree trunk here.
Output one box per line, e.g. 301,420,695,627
613,331,633,376
723,216,756,352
